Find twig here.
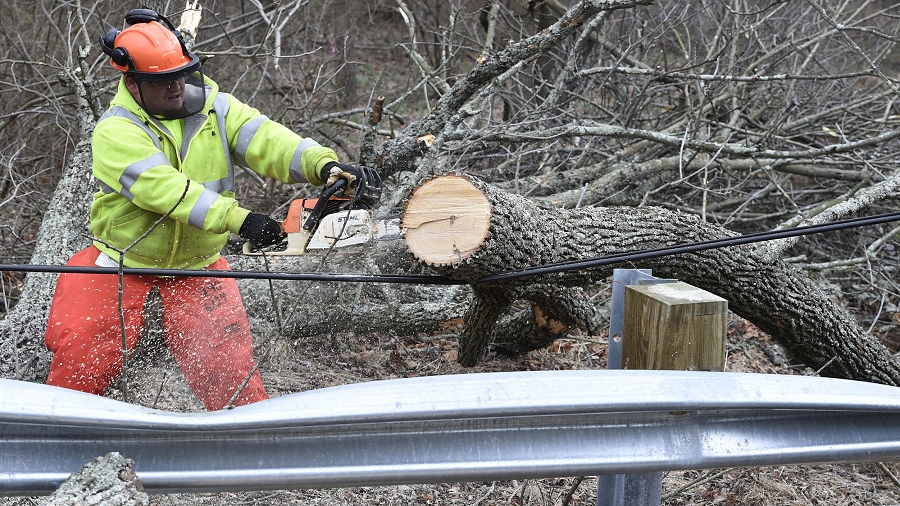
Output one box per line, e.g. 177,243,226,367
225,246,290,410
92,181,191,404
471,481,496,506
814,356,839,376
575,183,588,209
358,86,385,166
479,1,500,60
247,0,306,67
867,293,887,334
661,468,733,500
877,462,900,489
804,0,900,95
562,476,586,506
567,335,609,346
446,121,900,161
759,173,900,262
578,65,883,83
152,372,170,410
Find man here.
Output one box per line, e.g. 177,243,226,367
44,8,377,410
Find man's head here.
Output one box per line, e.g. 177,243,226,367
123,73,186,118
100,8,205,119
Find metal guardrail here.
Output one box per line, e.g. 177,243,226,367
3,370,900,496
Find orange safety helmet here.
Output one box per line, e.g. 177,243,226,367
100,8,200,80
99,8,205,119
107,21,195,74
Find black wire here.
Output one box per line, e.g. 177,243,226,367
475,210,900,283
2,210,899,285
0,264,466,285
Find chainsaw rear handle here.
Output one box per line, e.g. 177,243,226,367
303,178,347,232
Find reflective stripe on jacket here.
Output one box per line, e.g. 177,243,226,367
90,76,338,269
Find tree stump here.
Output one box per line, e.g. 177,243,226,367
40,452,148,506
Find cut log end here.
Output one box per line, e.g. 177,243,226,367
401,175,491,266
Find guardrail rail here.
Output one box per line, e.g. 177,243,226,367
4,370,900,495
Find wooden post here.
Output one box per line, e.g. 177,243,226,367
622,281,727,372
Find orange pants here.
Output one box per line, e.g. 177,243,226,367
45,245,269,410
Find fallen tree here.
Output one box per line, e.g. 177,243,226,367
401,174,900,384
2,2,900,504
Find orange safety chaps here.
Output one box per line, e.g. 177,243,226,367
45,245,269,410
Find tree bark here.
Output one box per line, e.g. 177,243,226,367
39,452,148,506
0,135,93,383
0,46,100,383
401,175,900,384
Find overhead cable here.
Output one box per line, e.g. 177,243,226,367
2,210,899,285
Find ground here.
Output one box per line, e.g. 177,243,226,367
3,303,900,506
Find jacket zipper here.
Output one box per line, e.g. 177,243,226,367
150,121,186,268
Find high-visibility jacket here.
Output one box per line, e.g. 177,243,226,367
90,75,338,269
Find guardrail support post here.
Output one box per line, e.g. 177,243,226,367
598,270,727,506
622,280,728,372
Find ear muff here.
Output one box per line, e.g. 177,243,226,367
99,27,132,69
124,7,182,40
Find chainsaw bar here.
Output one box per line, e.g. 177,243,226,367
243,198,400,256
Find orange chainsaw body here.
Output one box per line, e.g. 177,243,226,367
244,197,398,256
280,197,349,234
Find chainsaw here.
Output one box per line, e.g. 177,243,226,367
242,177,399,256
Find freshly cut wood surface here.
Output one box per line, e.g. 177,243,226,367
401,175,492,266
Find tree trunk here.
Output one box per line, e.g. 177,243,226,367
0,137,94,383
39,452,148,506
0,47,99,383
401,175,900,384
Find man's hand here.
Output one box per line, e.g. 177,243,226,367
320,162,383,207
239,213,286,248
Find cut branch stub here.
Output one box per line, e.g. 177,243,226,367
401,175,492,267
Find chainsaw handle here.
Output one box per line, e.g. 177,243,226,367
302,179,347,232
